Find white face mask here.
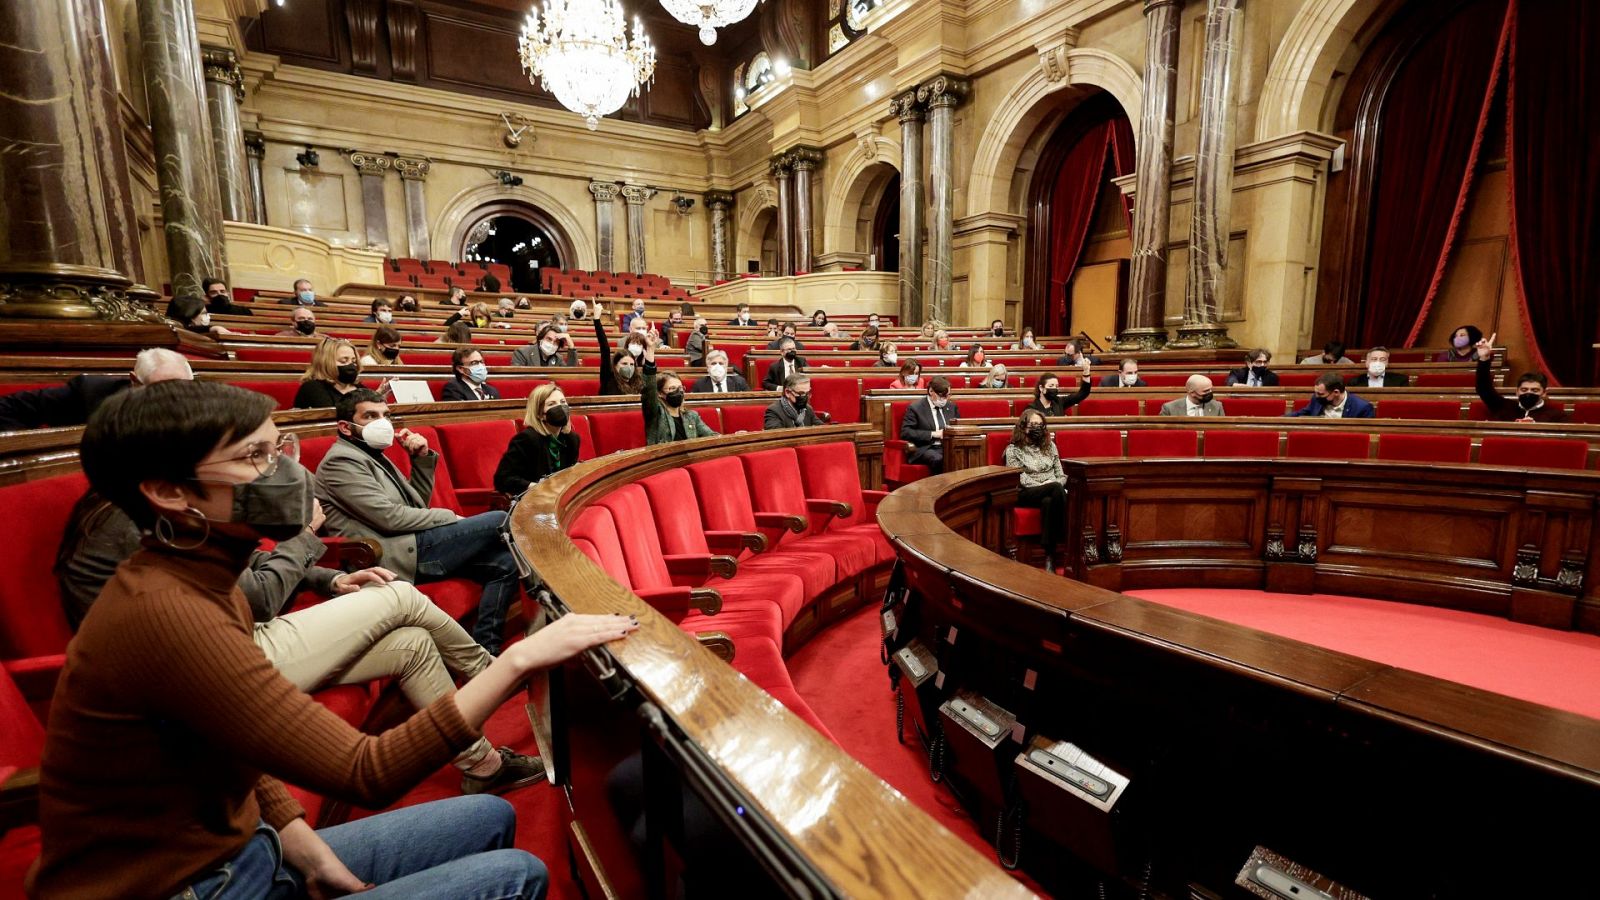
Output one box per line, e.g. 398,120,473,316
356,416,394,450
708,363,727,380
1122,372,1139,385
1368,361,1387,376
540,340,557,356
884,353,898,365
1023,337,1036,348
195,313,211,327
628,343,645,358
377,310,393,323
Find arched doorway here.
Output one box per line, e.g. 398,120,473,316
454,201,575,293
753,208,779,276
868,173,900,272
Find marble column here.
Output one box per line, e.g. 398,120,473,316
138,0,230,297
771,157,795,276
589,181,620,273
889,89,925,325
1113,0,1181,351
394,157,431,260
201,46,248,223
0,0,154,319
788,147,823,275
1170,0,1241,349
244,133,267,225
621,184,654,276
349,152,392,252
704,190,734,281
917,75,969,327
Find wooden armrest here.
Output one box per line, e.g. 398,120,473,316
705,530,768,554
316,537,381,571
0,766,39,833
663,554,738,579
635,586,722,617
805,498,853,518
688,588,723,616
861,490,890,508
753,512,807,534
693,631,736,662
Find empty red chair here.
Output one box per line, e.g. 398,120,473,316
720,404,766,433
794,442,894,564
1142,398,1169,416
687,456,841,599
0,473,89,671
1467,400,1491,421
1413,372,1474,387
1285,430,1370,460
586,411,645,455
695,406,723,433
435,419,517,513
808,377,861,423
1376,433,1472,464
231,380,301,410
1277,372,1319,386
1221,397,1288,417
742,448,875,576
1376,400,1462,420
1570,402,1600,425
1141,373,1188,388
1012,398,1035,416
1479,437,1589,470
568,505,725,625
960,398,1013,419
1128,430,1199,458
1204,430,1280,458
1075,398,1139,417
985,431,1011,465
555,377,601,397
1055,429,1122,459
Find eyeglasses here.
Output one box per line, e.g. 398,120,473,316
199,433,300,477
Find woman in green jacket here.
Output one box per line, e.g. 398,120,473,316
640,342,718,444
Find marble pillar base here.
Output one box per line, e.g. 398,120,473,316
1165,322,1237,349
1111,326,1171,351
0,263,163,322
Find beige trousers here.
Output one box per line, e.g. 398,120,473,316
253,582,496,770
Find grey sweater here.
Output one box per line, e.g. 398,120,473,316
1003,441,1065,489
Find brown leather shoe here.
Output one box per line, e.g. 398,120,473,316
461,747,548,795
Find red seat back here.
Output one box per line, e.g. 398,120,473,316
569,506,631,585
0,473,88,659
1204,430,1280,458
960,398,1013,420
596,485,673,590
721,404,766,433
809,377,861,424
493,379,546,400
986,431,1011,465
1376,433,1472,464
1221,397,1288,417
567,414,596,461
556,377,601,397
795,442,867,528
231,380,300,410
0,382,58,399
1075,398,1139,417
1141,373,1188,387
741,448,807,522
1569,402,1600,425
1128,430,1199,458
888,401,914,438
587,411,645,455
688,456,759,534
1142,398,1168,416
1277,372,1319,386
1479,437,1589,470
1413,372,1474,387
436,419,518,491
1285,430,1370,460
639,470,712,555
1054,428,1122,459
1376,400,1461,420
695,406,723,433
403,426,462,512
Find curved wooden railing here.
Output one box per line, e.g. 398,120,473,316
877,465,1600,897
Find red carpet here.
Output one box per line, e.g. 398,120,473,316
1127,589,1600,721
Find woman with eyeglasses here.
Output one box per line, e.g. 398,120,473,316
31,380,635,898
493,383,581,496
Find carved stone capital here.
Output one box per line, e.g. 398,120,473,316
917,75,970,110
588,181,621,202
243,132,266,159
769,156,793,178
703,190,735,210
620,184,655,205
393,156,431,180
855,122,881,159
1144,0,1185,12
201,46,245,101
785,146,825,172
1036,28,1079,84
888,89,924,123
348,152,392,176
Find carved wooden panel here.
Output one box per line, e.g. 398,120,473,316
424,12,531,93
345,0,382,74
1319,486,1514,573
253,0,343,66
387,0,423,81
1121,487,1263,558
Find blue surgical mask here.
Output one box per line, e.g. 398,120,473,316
297,290,315,304
467,363,488,383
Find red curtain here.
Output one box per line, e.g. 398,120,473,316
1359,0,1510,347
1045,122,1113,330
1108,114,1137,237
1506,0,1600,386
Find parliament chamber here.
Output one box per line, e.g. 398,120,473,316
3,0,1598,897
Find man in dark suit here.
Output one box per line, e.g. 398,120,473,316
764,373,822,429
900,376,960,474
202,276,252,316
1054,338,1099,368
1099,358,1146,388
729,303,755,326
691,350,751,393
1353,346,1409,388
1286,373,1375,418
765,322,805,351
478,271,501,293
0,348,193,432
762,338,808,390
281,277,319,305
1225,349,1279,387
1474,331,1566,422
440,346,503,402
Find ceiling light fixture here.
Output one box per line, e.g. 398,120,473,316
659,0,761,45
518,0,656,131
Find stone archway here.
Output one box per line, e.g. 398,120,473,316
821,134,901,258
734,182,778,274
433,182,593,270
1255,0,1394,141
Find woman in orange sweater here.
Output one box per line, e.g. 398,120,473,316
30,380,635,899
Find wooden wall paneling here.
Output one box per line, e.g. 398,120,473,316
252,0,347,69
387,0,423,82
345,0,384,75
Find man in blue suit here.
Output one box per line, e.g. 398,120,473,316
1285,373,1374,418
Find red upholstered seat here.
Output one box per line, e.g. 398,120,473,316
1285,430,1370,460
808,377,861,423
1413,372,1474,387
1570,402,1600,425
742,448,874,577
1075,398,1139,417
1479,437,1589,470
728,636,834,739
1012,398,1035,416
985,431,1011,465
1376,400,1462,420
1204,430,1280,458
1055,429,1122,458
1141,398,1168,416
568,414,597,461
436,419,518,514
884,401,931,487
586,411,645,456
720,404,767,433
696,407,723,433
232,380,301,410
557,378,601,397
492,379,545,400
1376,433,1472,464
0,473,88,665
795,442,894,565
1128,430,1199,458
1141,373,1189,387
960,398,1013,419
688,457,840,599
1466,400,1491,421
0,382,61,399
0,664,42,885
1221,397,1289,417
1277,372,1319,386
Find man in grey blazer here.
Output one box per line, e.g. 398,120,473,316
1158,375,1226,417
315,388,520,654
764,373,823,429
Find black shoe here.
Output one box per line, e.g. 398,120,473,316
461,747,548,795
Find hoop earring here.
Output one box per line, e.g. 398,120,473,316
154,506,210,551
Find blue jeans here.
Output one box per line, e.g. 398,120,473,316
175,795,546,899
414,511,518,654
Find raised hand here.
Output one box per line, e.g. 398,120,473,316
1476,332,1496,361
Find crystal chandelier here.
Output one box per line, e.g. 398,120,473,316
519,0,656,131
659,0,761,45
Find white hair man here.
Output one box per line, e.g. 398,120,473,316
0,347,194,432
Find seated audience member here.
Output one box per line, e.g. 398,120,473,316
763,337,808,389
932,330,952,351
1356,346,1409,387
0,347,192,432
494,383,581,495
850,325,881,351
282,277,318,305
900,375,959,474
1055,338,1099,368
203,276,252,316
1101,358,1146,388
293,338,363,409
979,363,1011,389
642,346,718,445
621,299,649,332
890,359,924,389
660,307,686,346
960,344,989,369
478,270,501,293
364,298,394,324
1225,348,1278,386
446,302,494,330
764,319,781,340
438,320,473,344
691,350,750,393
866,313,882,330
685,316,710,366
395,293,420,313
729,302,754,326
876,342,900,367
811,310,829,328
821,322,842,339
766,321,804,351
1438,324,1483,362
278,306,317,337
764,373,823,429
990,319,1007,339
361,326,404,367
1474,332,1566,423
443,286,468,306
1027,366,1093,417
37,379,632,898
1005,408,1067,572
318,390,520,652
512,323,577,367
167,293,232,336
1160,375,1225,416
595,304,648,395
1286,373,1374,418
1010,327,1040,351
569,298,590,321
55,488,542,796
1301,340,1354,365
442,346,501,402
515,296,533,310
496,298,517,318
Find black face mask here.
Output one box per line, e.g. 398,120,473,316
1518,392,1541,410
1026,424,1046,440
784,350,797,361
198,459,315,542
663,390,685,408
336,363,359,385
791,393,810,410
1044,388,1060,401
1198,392,1215,405
993,327,1004,336
698,325,708,335
380,346,400,360
295,320,316,335
545,405,570,427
